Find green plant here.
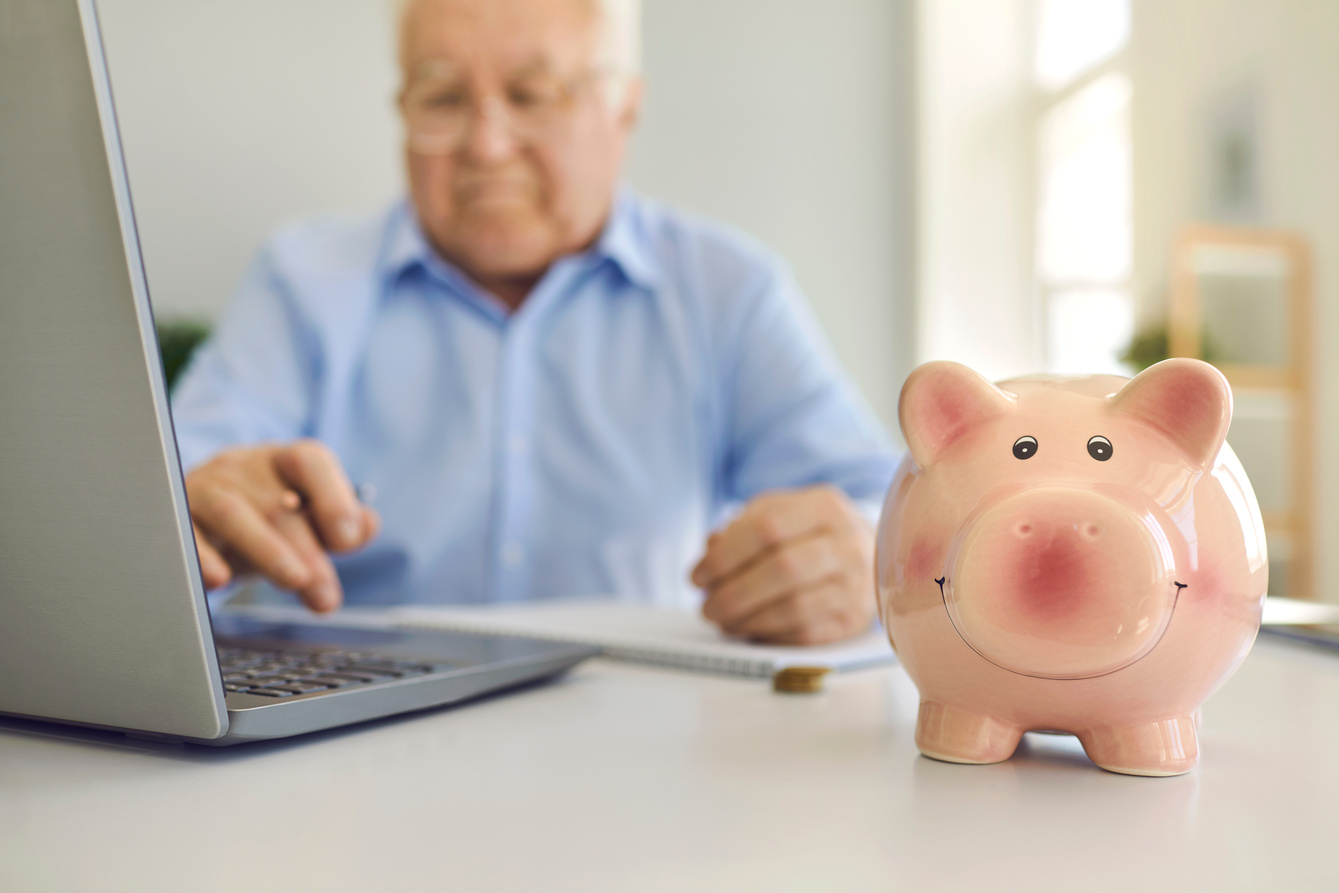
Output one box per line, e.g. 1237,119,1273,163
1121,325,1219,372
1121,328,1169,372
156,319,211,391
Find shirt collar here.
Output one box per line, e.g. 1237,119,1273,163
379,190,661,295
590,190,661,292
380,200,459,290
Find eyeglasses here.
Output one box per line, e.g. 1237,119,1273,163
400,66,618,155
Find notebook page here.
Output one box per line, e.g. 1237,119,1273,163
390,600,896,678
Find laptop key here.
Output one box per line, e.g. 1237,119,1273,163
306,676,362,688
245,688,296,697
267,683,330,695
359,660,421,671
320,671,391,684
345,665,412,678
245,675,292,687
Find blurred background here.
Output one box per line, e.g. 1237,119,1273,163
97,0,1335,601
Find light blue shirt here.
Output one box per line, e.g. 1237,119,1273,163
172,193,899,607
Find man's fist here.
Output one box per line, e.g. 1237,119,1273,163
185,440,379,612
690,485,877,645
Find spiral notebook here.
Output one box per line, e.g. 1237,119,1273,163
388,600,896,679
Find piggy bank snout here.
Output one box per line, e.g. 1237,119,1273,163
945,489,1179,680
1010,518,1104,542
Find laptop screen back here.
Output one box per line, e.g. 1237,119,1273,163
0,0,226,738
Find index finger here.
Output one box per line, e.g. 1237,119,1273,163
271,510,344,613
273,439,365,552
692,495,827,588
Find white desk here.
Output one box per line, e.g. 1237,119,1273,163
2,634,1337,892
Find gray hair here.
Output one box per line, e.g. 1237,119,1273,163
593,0,641,76
394,0,642,77
593,0,641,109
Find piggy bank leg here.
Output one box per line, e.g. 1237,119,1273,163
1078,717,1199,777
916,702,1023,764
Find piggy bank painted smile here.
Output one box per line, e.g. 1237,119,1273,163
876,359,1267,776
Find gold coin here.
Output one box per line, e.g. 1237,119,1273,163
772,666,830,694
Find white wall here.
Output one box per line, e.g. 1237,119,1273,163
626,0,916,430
97,0,404,319
97,0,915,431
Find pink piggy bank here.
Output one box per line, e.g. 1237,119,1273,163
876,359,1267,776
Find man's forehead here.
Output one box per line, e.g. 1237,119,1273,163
400,0,600,73
410,56,562,82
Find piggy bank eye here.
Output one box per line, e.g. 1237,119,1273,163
1012,436,1038,460
1087,435,1113,461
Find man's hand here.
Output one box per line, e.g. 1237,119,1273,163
184,440,379,613
690,486,877,645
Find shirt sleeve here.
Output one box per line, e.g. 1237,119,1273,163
170,245,320,472
716,259,901,506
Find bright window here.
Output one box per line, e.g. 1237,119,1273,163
1033,0,1133,376
1038,73,1131,284
1046,289,1135,376
1034,0,1131,91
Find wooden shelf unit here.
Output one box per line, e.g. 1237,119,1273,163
1168,225,1313,598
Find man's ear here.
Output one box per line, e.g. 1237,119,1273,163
617,76,644,130
899,361,1014,468
1109,358,1233,468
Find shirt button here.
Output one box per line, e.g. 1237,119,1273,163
501,542,525,566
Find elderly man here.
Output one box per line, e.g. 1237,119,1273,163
173,0,898,644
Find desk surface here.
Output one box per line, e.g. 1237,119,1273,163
2,635,1337,893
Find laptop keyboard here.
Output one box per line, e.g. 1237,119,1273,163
217,646,449,699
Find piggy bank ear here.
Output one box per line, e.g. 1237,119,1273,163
1109,358,1232,467
899,361,1014,468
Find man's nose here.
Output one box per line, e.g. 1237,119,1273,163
462,96,520,162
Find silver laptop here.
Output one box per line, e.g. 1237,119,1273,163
0,0,596,746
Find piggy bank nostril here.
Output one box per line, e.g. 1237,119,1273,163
1015,522,1033,538
1080,522,1103,541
